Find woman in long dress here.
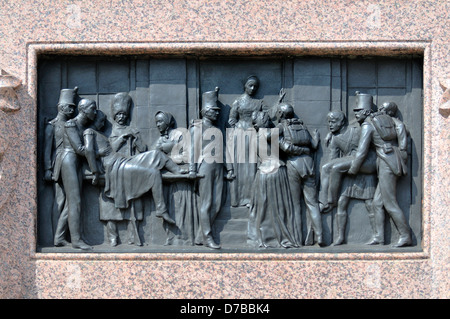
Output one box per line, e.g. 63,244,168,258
153,111,198,246
247,111,298,249
228,75,262,207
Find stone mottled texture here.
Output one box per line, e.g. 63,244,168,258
33,259,432,299
0,0,448,298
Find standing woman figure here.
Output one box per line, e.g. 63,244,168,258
228,75,262,207
247,111,298,249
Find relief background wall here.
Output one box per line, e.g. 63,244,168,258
0,0,448,298
36,55,423,250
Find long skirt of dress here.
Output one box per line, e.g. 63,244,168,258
163,181,199,246
248,166,298,248
229,130,257,207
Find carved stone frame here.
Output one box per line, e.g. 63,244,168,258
27,41,431,261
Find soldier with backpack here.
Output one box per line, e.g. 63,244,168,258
277,103,324,246
348,93,412,247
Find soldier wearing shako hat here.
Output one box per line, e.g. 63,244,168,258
349,92,412,247
189,87,234,249
318,108,378,246
318,93,378,214
43,87,79,247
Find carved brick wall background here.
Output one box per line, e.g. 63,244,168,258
36,55,423,250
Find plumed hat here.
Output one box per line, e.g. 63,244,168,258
111,92,132,117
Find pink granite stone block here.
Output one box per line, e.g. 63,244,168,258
0,0,448,299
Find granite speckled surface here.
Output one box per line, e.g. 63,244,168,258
0,0,448,298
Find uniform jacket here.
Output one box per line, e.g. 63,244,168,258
188,119,232,173
349,115,407,176
43,116,68,181
278,118,317,178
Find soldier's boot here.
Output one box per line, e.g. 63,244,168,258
393,225,412,247
366,201,385,245
205,236,221,249
72,239,92,250
390,210,412,247
333,213,347,246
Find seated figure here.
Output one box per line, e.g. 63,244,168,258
83,111,187,246
153,110,198,246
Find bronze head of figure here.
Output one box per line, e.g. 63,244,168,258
111,92,132,126
353,92,373,124
244,75,259,96
327,111,346,134
379,101,398,117
155,110,175,135
201,87,220,122
57,87,78,120
78,98,97,123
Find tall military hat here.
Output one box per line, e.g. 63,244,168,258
202,87,220,110
58,86,78,106
111,92,132,117
353,91,374,111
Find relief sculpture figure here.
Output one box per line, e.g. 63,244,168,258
318,108,378,215
277,103,324,246
247,111,298,248
55,98,98,250
43,87,78,247
37,57,419,252
153,111,198,246
99,92,148,246
189,87,234,249
319,111,378,245
83,111,187,247
348,93,412,247
228,75,262,207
